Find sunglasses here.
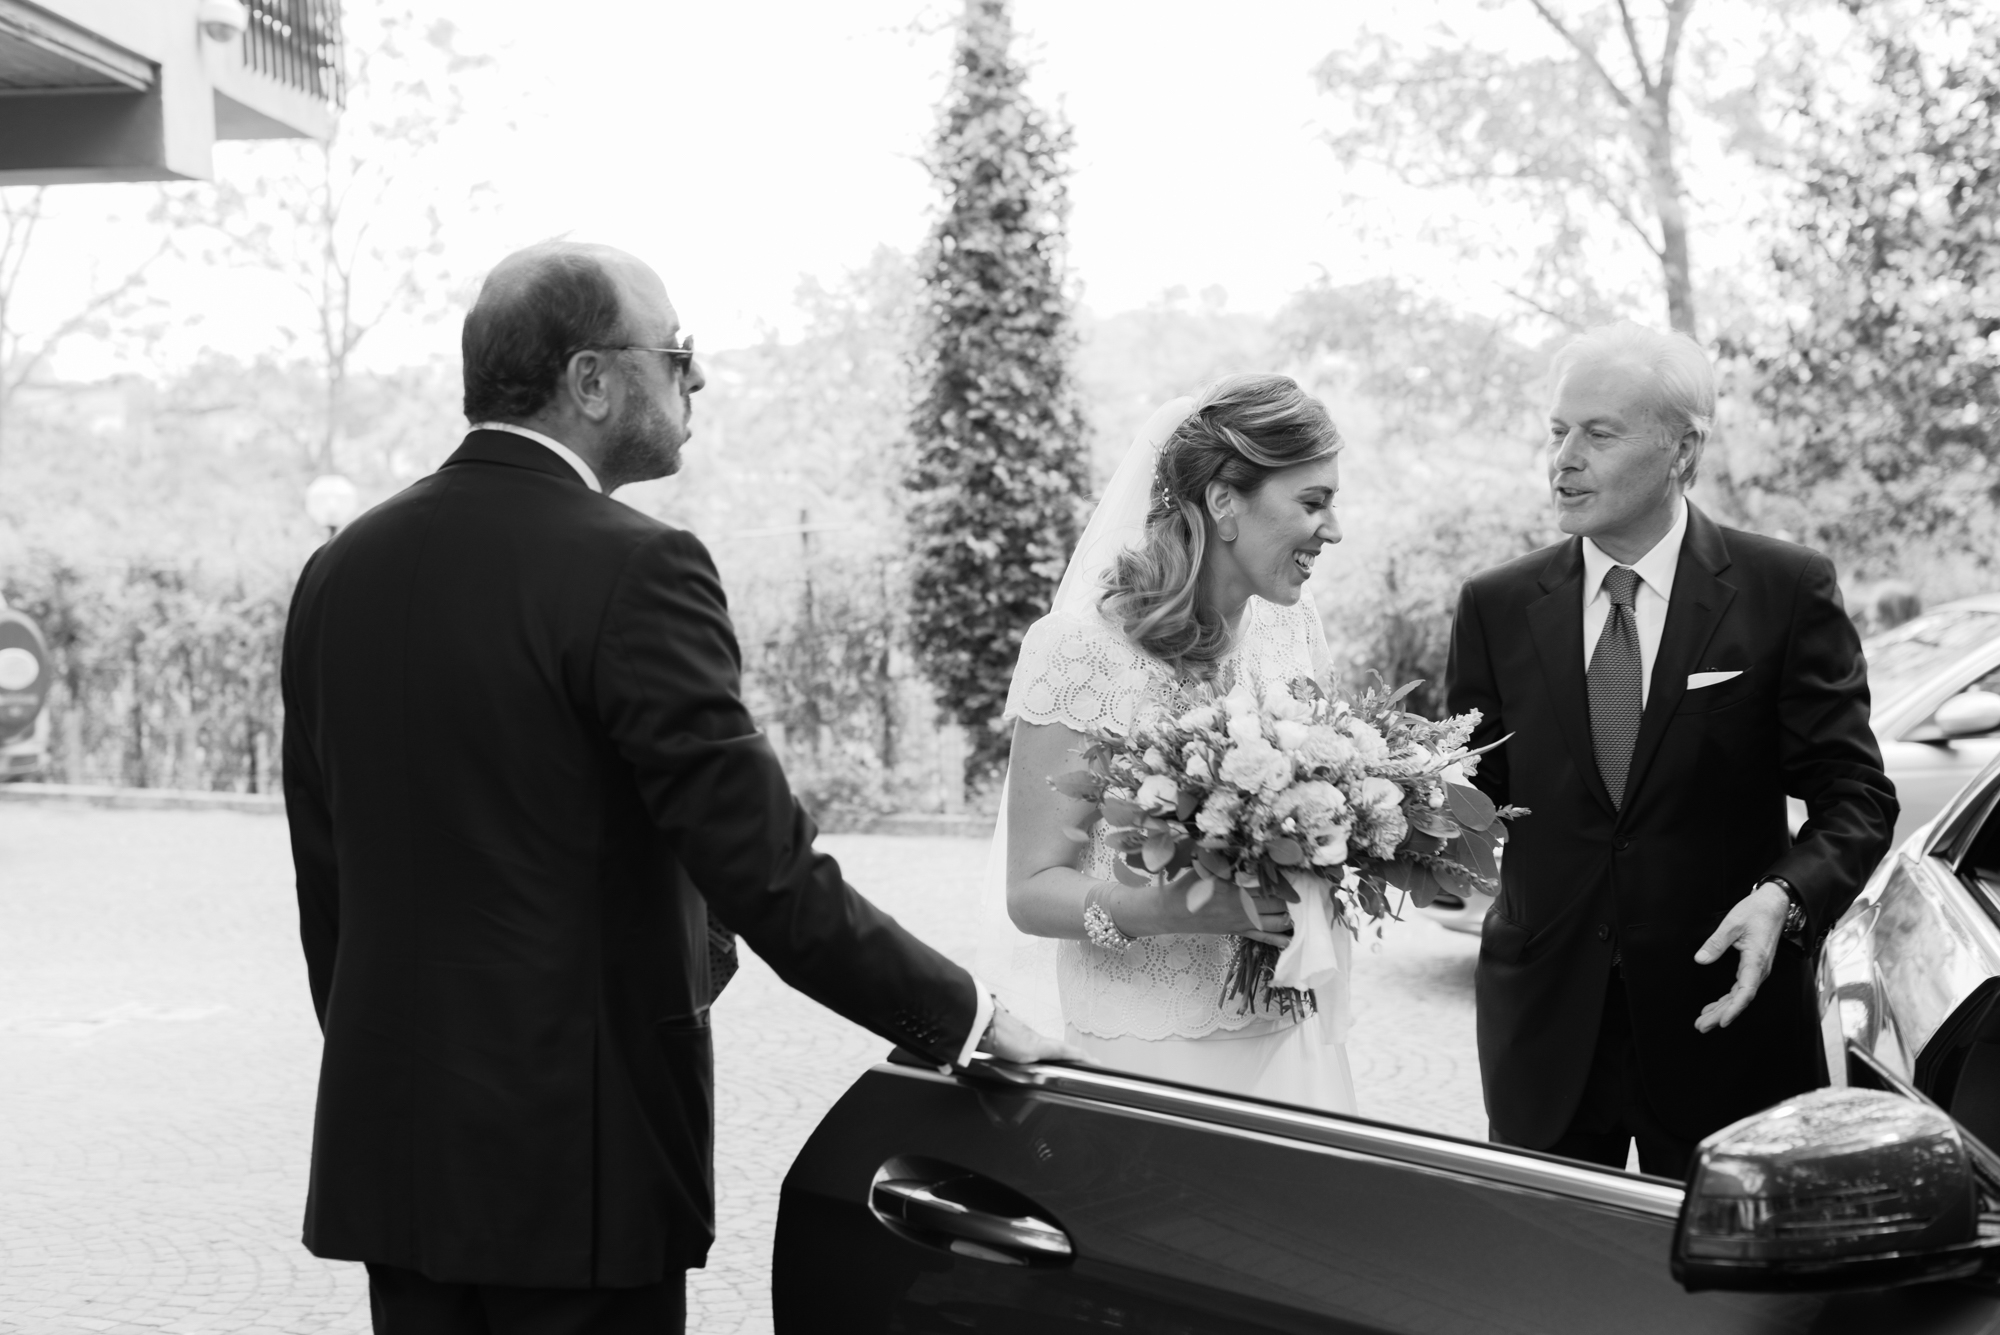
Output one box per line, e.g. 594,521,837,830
580,332,696,371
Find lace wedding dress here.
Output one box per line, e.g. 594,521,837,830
1001,593,1357,1113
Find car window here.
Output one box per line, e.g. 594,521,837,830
1864,609,2000,712
1907,665,2000,743
1954,793,2000,909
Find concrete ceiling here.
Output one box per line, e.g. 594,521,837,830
0,1,151,95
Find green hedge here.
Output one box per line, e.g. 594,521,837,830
4,554,288,791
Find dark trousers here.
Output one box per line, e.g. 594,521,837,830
1543,972,1697,1181
366,1263,685,1335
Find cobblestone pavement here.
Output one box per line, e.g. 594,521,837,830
0,804,1482,1334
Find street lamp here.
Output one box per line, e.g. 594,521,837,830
305,474,360,540
196,0,250,43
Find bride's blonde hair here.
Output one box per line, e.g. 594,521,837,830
1100,374,1341,676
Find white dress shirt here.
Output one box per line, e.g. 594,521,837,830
482,418,999,1064
956,988,995,1068
1581,498,1689,708
471,421,602,493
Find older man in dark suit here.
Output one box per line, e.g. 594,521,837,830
1446,322,1896,1180
282,241,1071,1333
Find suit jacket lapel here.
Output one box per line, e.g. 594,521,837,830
1619,505,1736,819
1526,538,1617,818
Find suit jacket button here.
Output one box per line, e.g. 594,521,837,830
1614,836,1632,852
1596,924,1611,941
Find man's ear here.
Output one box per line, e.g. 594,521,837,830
1675,429,1704,488
563,350,616,424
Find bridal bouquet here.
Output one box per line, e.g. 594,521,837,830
1053,676,1524,1017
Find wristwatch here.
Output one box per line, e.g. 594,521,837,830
1760,877,1807,939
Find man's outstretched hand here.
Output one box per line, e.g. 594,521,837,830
1692,882,1793,1033
978,1000,1086,1065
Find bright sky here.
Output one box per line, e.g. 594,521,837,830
19,0,1789,377
489,0,1377,347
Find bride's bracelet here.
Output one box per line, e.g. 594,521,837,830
1083,889,1136,951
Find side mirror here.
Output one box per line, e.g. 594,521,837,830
1673,1088,1985,1292
1934,690,2000,739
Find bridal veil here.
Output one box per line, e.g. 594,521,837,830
973,396,1197,1036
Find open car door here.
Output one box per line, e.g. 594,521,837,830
772,1053,1997,1333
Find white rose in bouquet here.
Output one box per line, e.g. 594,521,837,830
1220,738,1292,794
1271,780,1351,866
1273,778,1346,830
1354,775,1403,813
1368,806,1409,858
1352,775,1408,858
1272,718,1312,752
1177,703,1219,731
1345,720,1390,766
1226,712,1266,747
1265,689,1312,724
1195,788,1244,837
1135,773,1179,813
1310,823,1352,866
1295,725,1358,774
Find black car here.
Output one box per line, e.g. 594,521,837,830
1857,596,2000,845
1821,749,2000,1130
775,1035,2000,1330
771,609,2000,1328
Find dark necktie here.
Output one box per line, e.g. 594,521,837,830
1589,565,1643,809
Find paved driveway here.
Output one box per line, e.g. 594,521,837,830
0,803,1480,1334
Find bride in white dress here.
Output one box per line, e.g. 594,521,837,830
984,374,1357,1113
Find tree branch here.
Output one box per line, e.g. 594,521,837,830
1526,0,1637,111
1657,0,1695,107
1387,149,1663,258
1498,282,1589,332
2,192,43,282
1567,157,1666,255
3,233,171,399
1613,0,1657,97
0,190,47,352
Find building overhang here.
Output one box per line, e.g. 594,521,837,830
0,1,151,93
0,0,341,184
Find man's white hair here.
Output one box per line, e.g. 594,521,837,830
1550,321,1716,486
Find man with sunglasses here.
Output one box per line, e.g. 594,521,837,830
280,241,1073,1333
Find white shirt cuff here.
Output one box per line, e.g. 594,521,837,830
951,976,995,1068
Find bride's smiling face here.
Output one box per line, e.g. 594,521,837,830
1204,454,1343,610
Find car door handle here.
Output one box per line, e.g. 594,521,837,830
869,1175,1074,1265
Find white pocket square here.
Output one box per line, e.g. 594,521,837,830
1687,670,1743,690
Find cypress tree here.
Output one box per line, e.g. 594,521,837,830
906,0,1089,786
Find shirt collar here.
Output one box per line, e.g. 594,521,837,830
469,422,602,493
1582,496,1689,603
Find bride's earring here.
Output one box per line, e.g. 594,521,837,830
1217,519,1239,543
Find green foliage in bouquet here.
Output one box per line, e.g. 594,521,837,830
1052,674,1524,1017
